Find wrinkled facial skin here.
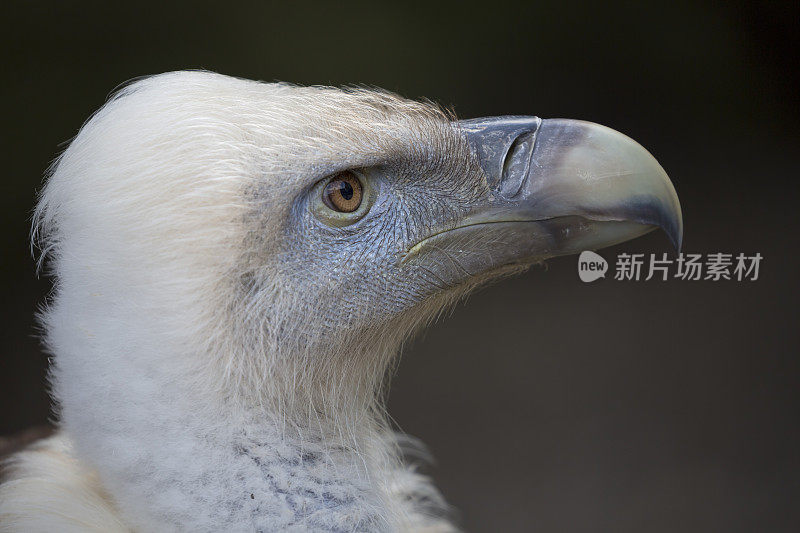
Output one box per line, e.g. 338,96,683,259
282,147,490,336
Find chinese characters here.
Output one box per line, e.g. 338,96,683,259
612,253,762,281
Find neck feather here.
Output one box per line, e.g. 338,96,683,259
49,298,410,531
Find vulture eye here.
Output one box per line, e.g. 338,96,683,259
310,169,375,227
322,172,363,213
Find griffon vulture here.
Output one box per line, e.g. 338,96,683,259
0,71,681,532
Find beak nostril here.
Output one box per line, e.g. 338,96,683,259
498,131,536,199
456,115,542,194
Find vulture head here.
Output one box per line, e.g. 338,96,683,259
24,71,681,531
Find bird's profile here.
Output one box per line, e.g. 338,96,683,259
0,71,681,532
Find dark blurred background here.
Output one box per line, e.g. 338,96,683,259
1,1,798,531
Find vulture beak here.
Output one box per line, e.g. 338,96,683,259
403,116,683,281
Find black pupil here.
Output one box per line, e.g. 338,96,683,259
338,180,354,200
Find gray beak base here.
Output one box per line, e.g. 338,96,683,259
458,116,683,253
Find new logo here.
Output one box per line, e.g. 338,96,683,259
578,251,608,282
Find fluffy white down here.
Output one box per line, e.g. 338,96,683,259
0,432,453,532
0,72,463,532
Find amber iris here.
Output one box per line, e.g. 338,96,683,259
322,172,363,213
